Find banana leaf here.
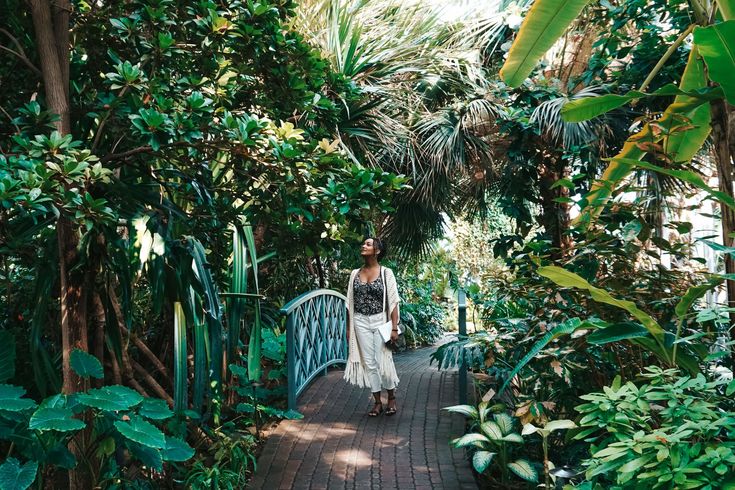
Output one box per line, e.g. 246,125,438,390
500,0,591,87
694,21,735,104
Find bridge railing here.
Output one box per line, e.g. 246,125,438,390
281,289,347,410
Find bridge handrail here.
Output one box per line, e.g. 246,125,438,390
280,289,348,410
280,289,347,314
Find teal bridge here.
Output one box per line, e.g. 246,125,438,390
280,288,468,411
281,289,348,410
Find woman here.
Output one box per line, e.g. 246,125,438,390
344,237,400,416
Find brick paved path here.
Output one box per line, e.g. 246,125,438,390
250,346,477,489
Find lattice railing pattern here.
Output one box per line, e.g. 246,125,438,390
281,289,347,409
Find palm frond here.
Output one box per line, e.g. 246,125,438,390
531,86,610,149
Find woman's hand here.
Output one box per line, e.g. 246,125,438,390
390,328,398,342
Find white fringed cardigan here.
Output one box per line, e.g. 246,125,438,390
343,266,401,388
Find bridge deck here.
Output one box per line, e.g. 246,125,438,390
250,345,477,489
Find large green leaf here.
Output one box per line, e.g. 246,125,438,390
173,301,188,412
139,398,174,420
187,288,206,415
544,419,577,433
577,45,715,222
538,266,665,343
0,385,36,412
77,385,143,411
28,407,85,432
128,442,163,471
0,458,37,490
675,279,724,319
586,323,650,345
161,436,195,462
0,331,15,383
188,237,224,396
44,444,76,469
664,47,712,163
499,317,605,393
616,159,735,210
69,349,104,380
227,225,248,363
694,21,735,104
508,459,538,482
243,224,263,382
114,416,166,449
500,0,592,87
719,0,735,20
561,84,717,123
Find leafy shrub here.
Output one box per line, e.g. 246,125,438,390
0,352,194,488
574,367,735,489
183,423,258,490
445,402,539,487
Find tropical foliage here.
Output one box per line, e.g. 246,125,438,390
3,0,735,488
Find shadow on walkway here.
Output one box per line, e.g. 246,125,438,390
250,346,477,489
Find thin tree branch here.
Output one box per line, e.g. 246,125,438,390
0,104,21,133
0,27,42,77
0,43,42,77
91,85,130,152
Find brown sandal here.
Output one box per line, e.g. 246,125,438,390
368,401,383,417
385,397,397,416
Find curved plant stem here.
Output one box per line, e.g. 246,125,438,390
638,24,696,94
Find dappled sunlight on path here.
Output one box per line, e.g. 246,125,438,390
250,346,477,489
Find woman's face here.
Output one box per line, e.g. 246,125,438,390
360,238,379,258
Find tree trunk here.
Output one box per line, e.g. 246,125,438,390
314,252,326,288
711,99,735,367
92,291,106,388
29,0,71,134
538,154,572,258
29,2,89,487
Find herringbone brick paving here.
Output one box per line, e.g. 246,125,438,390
250,346,477,489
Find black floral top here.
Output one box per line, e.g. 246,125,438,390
353,273,385,315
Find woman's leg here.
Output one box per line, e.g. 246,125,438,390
386,388,397,415
368,390,383,417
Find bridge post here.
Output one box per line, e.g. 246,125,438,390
320,296,327,376
458,289,467,405
286,313,297,411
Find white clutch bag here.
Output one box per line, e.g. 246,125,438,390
378,321,402,343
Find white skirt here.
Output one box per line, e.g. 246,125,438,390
350,312,399,392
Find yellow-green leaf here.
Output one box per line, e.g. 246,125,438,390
577,44,718,223
538,266,666,346
500,0,591,87
718,0,735,20
618,159,735,210
664,47,712,163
